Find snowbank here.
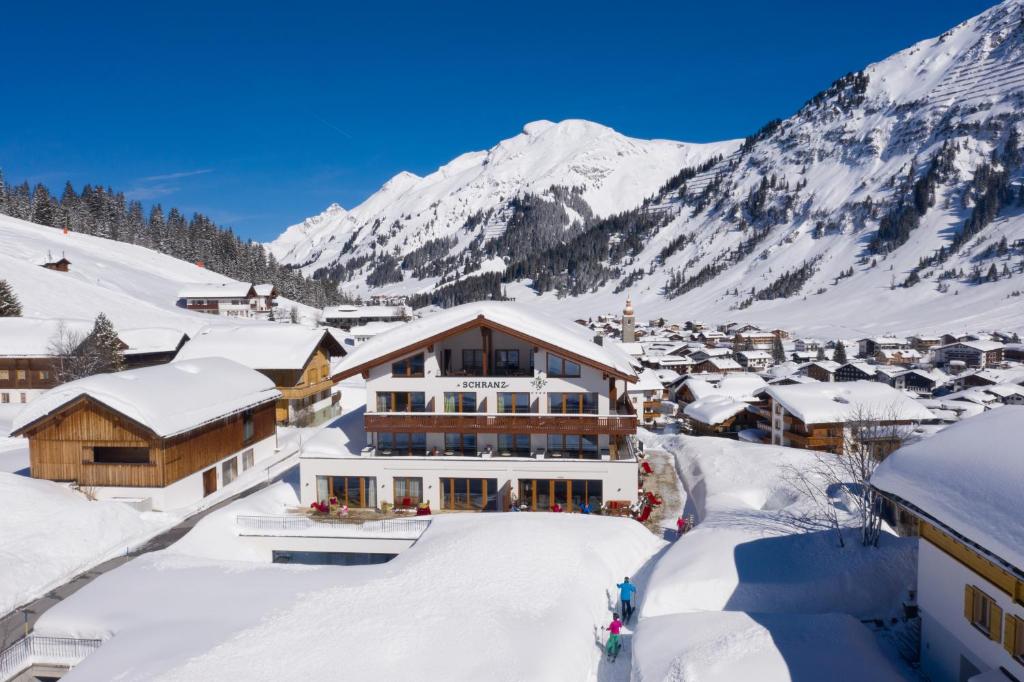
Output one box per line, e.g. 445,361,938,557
632,611,906,682
0,473,170,615
872,406,1024,570
36,483,662,681
642,435,915,620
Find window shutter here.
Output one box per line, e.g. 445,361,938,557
1005,614,1018,656
988,602,1003,642
964,585,975,621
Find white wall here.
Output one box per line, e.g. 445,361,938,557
299,454,638,510
918,539,1024,681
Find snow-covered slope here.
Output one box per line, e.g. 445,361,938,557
272,1,1024,336
0,215,316,333
268,119,739,281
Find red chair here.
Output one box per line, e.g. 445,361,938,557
636,505,652,523
645,491,663,506
641,462,654,475
396,497,412,510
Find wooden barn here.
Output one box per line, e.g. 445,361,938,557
11,358,281,510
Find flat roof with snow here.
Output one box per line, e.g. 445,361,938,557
175,325,343,371
12,358,281,439
0,318,94,358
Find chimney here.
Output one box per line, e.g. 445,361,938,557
593,334,604,346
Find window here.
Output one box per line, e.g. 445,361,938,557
546,434,599,458
16,370,26,381
19,393,26,403
1006,614,1024,662
317,475,378,507
393,477,423,505
444,392,477,413
444,433,477,455
494,350,520,375
37,370,49,381
0,393,7,404
242,449,255,471
547,354,580,378
92,446,150,464
497,433,531,456
391,353,425,377
0,370,8,380
965,585,1002,641
518,479,603,511
243,410,255,443
497,393,530,414
376,392,426,413
377,432,426,455
440,478,498,511
548,392,598,414
462,349,484,374
222,457,238,485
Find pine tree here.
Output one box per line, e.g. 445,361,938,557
0,279,23,317
833,340,848,364
771,335,786,364
83,313,124,374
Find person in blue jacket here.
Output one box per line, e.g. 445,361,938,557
617,577,637,622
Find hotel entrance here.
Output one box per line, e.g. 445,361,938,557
517,479,603,512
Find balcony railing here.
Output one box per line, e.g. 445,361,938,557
364,411,637,436
235,515,430,539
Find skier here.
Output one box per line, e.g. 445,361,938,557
617,577,637,622
605,613,623,662
676,515,686,538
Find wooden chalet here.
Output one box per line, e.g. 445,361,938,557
0,318,94,404
41,257,72,272
11,358,280,509
174,325,346,424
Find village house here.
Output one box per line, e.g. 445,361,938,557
174,325,346,424
252,284,278,317
690,347,734,364
322,304,410,331
732,330,776,351
0,318,95,404
857,336,910,358
872,409,1024,682
932,340,1005,369
835,361,876,382
176,283,274,319
909,335,943,353
10,358,281,510
307,303,641,513
803,360,840,383
735,350,772,371
793,338,822,353
693,357,743,374
627,369,667,425
118,328,191,369
40,256,72,272
875,347,923,366
764,381,933,456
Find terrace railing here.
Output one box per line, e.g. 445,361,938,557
0,635,102,682
235,515,431,539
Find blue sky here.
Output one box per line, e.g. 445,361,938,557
1,0,997,241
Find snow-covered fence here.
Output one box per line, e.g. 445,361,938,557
0,635,102,681
235,515,430,539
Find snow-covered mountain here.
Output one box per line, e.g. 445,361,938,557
272,0,1024,336
268,119,740,280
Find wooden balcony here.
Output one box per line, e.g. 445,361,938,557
364,411,638,436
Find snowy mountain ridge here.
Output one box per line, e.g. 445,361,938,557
267,119,740,276
279,1,1024,336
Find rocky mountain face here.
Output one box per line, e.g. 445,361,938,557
272,0,1024,335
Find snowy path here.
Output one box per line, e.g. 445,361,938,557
594,447,687,681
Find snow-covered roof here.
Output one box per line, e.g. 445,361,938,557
349,321,405,336
736,350,772,360
0,318,94,358
682,374,766,402
333,302,637,380
253,284,276,296
701,358,742,370
872,407,1024,571
323,304,407,319
765,380,934,424
628,369,664,393
938,339,1004,352
808,360,841,372
684,395,749,425
12,358,281,439
176,283,255,299
175,325,341,370
614,341,645,357
117,327,189,356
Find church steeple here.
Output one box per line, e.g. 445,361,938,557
621,295,636,343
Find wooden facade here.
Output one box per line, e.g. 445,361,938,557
21,397,276,488
0,358,59,398
263,345,334,423
364,410,637,436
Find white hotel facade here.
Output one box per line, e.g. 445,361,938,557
301,303,641,512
